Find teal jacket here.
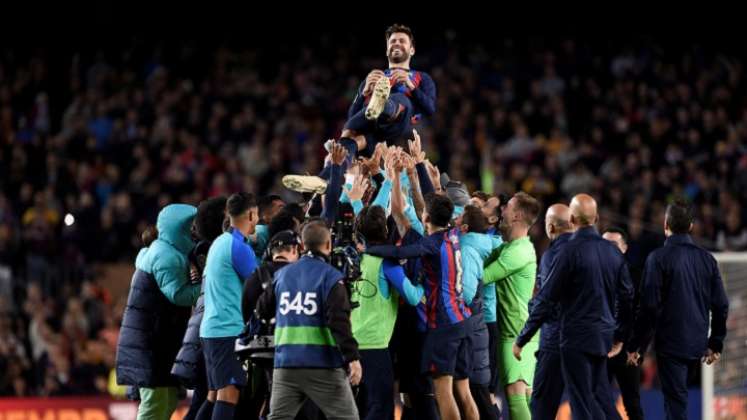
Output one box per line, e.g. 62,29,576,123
461,232,502,323
135,204,200,307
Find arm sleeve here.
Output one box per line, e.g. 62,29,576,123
533,248,572,305
461,249,480,305
348,81,367,119
516,296,555,347
366,233,437,260
382,259,424,306
325,282,360,363
153,253,200,307
403,204,425,236
613,262,635,343
255,280,276,323
371,179,393,211
351,199,364,215
410,73,437,116
415,162,435,195
708,259,729,353
483,245,526,284
371,173,386,201
322,163,344,224
629,254,663,353
232,238,258,281
242,270,265,324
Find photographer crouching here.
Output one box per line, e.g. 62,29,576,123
256,219,361,420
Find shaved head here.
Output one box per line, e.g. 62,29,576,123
545,203,573,240
570,194,598,227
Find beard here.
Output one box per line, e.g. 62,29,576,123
388,47,410,64
498,217,511,237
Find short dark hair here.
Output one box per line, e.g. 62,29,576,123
268,209,299,238
385,23,415,47
513,192,541,227
462,205,488,233
666,197,694,234
424,193,454,228
356,205,388,245
258,194,284,221
603,226,628,245
226,193,257,218
471,191,490,203
301,219,330,252
195,196,228,242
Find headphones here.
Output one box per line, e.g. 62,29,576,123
262,230,301,261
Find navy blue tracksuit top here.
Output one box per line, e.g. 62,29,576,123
630,234,729,359
534,226,634,356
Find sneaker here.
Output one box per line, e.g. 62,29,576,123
282,175,327,194
365,77,391,121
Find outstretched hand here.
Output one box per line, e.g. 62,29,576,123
425,160,441,192
408,129,425,163
344,174,370,202
330,141,348,166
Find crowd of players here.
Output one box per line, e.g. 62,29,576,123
112,25,730,420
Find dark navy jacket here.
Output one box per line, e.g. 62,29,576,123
516,232,573,351
171,292,205,388
630,234,729,359
533,226,634,356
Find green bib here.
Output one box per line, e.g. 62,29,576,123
351,254,399,349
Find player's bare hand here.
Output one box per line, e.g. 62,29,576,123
608,341,623,358
701,348,721,365
425,160,442,192
344,175,369,202
390,69,414,88
512,342,523,361
330,141,348,166
408,129,426,163
348,360,362,386
626,351,641,366
363,70,385,96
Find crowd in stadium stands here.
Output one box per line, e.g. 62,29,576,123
0,36,745,396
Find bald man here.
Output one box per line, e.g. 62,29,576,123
529,194,634,420
513,204,575,419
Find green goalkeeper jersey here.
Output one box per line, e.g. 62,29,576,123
483,235,538,342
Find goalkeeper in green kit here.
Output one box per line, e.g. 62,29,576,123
482,192,540,420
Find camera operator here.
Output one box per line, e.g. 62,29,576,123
351,205,424,420
256,219,361,420
242,231,301,327
171,196,228,420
